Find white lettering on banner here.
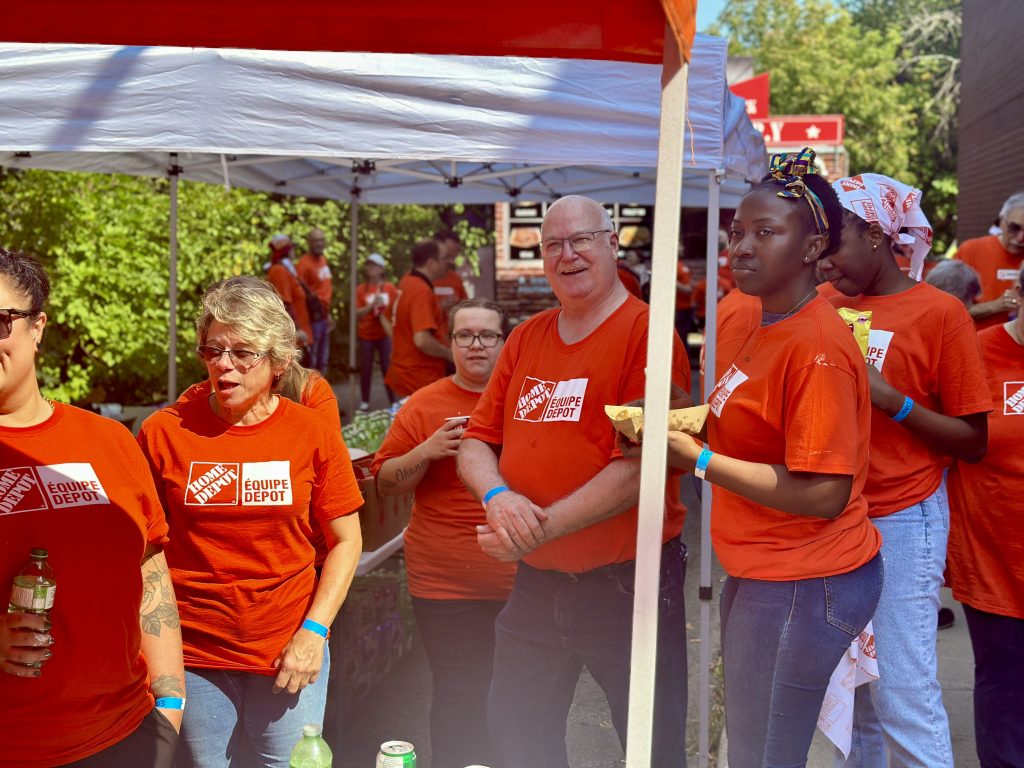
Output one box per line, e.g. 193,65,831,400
996,269,1019,282
0,466,47,515
36,463,109,509
541,379,589,422
241,461,293,505
185,462,240,505
1004,382,1024,415
865,329,894,372
709,365,749,417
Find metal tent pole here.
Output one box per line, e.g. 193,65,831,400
625,27,688,768
167,154,180,402
347,198,359,413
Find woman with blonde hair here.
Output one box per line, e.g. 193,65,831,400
138,276,364,768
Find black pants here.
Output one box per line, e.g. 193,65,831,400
964,604,1024,768
411,597,506,768
61,708,178,768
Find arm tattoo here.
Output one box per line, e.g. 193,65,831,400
150,673,185,698
395,460,428,483
140,557,181,637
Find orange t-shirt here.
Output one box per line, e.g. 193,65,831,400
693,277,732,319
465,296,688,573
0,404,169,768
433,269,469,332
137,397,363,673
676,262,693,309
267,262,314,341
947,325,1024,618
708,296,881,580
385,271,447,397
297,253,333,308
957,235,1024,329
828,282,993,516
356,281,399,341
371,377,515,600
617,264,643,299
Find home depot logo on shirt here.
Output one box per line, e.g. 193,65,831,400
865,329,894,372
1004,381,1024,415
0,463,110,515
514,376,589,422
710,365,749,417
184,461,293,506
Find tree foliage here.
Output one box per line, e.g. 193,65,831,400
714,0,961,251
0,168,491,404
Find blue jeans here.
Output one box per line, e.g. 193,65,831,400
722,553,883,768
487,538,688,768
357,336,394,404
310,318,330,374
963,604,1024,768
174,647,330,768
411,597,506,768
836,484,953,768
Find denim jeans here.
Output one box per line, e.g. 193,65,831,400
722,553,883,768
487,538,688,768
310,318,331,374
411,597,506,768
836,484,953,768
62,708,179,768
174,646,330,768
357,336,394,404
963,604,1024,768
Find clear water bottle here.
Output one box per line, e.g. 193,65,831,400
8,548,56,617
289,723,332,768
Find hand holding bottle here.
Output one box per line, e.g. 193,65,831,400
0,611,53,677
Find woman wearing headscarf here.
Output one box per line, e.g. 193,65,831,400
633,149,883,766
0,248,184,768
818,174,991,768
137,276,364,768
946,264,1024,767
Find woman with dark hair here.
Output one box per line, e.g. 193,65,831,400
0,248,184,767
819,174,990,768
138,276,364,768
946,264,1024,767
631,149,883,765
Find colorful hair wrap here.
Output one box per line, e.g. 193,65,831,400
766,148,830,236
831,173,933,281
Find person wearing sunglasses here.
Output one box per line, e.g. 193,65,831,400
0,248,185,767
137,276,364,768
957,191,1024,329
370,298,512,768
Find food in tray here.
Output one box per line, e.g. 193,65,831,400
605,403,711,443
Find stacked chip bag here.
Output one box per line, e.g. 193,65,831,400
342,409,393,453
837,308,872,358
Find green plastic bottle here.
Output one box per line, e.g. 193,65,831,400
289,723,332,768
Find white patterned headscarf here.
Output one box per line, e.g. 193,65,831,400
832,174,933,281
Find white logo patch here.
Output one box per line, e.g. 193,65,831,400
996,269,1019,282
1004,381,1024,415
513,377,589,423
241,461,293,506
710,365,749,417
36,463,110,509
865,329,894,372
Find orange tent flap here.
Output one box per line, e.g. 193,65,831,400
4,1,696,63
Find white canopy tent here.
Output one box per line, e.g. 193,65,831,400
0,34,765,766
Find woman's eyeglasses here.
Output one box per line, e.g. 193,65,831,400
196,345,267,369
0,308,34,340
450,331,504,348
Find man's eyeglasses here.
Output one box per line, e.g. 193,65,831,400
1004,221,1024,237
0,308,34,340
450,331,504,348
196,345,267,368
540,229,612,259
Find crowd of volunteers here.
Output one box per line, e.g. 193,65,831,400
1,144,1022,768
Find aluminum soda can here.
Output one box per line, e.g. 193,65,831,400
376,741,416,768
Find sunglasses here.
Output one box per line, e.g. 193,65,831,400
0,308,34,340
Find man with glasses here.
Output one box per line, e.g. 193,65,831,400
458,195,691,767
957,191,1024,329
372,298,513,768
385,239,453,399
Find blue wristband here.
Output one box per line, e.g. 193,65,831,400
154,697,185,710
694,448,713,480
482,485,510,504
301,618,330,638
891,395,915,424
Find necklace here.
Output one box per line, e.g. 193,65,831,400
761,288,817,327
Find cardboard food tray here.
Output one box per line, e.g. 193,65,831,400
605,404,711,442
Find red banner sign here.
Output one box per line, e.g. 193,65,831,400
729,73,770,119
751,115,845,147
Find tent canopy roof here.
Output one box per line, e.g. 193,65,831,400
0,36,765,205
